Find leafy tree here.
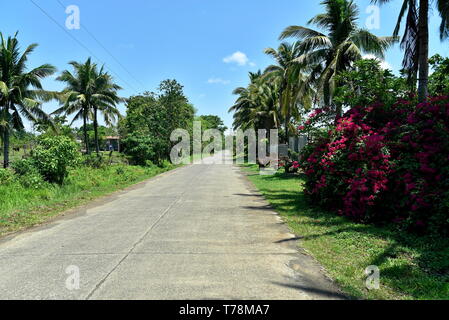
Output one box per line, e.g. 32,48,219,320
122,80,195,165
428,54,449,96
0,32,57,168
333,58,410,109
280,0,395,119
197,115,227,133
372,0,449,101
34,115,75,139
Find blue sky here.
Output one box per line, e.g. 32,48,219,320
1,0,448,130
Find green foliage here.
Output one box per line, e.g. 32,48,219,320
31,136,81,184
122,133,156,166
0,169,15,185
54,57,122,155
18,172,47,189
197,115,228,133
34,116,75,139
0,164,176,236
279,0,395,116
334,59,411,109
11,159,38,176
10,159,47,189
122,80,195,165
0,32,57,168
429,54,449,96
83,153,106,168
10,130,36,148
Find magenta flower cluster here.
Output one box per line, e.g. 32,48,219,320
299,96,449,235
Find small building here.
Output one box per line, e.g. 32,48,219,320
105,136,121,152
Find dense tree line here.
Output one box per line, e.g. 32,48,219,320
230,0,449,140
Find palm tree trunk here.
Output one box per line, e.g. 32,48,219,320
284,109,290,145
93,107,100,156
2,128,9,169
2,105,11,169
83,109,90,155
418,0,429,102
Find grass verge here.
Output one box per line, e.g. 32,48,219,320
0,164,178,237
241,164,449,300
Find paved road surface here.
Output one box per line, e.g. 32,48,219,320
0,152,344,300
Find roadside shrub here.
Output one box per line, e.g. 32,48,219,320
299,96,449,235
159,160,172,169
145,160,156,168
0,168,15,185
122,134,156,166
18,172,47,189
31,136,81,184
11,159,39,176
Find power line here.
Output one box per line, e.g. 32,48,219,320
55,0,146,91
28,0,139,93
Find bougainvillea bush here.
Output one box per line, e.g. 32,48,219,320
299,96,449,235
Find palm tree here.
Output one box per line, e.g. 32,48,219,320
230,72,281,166
229,71,280,132
372,0,449,101
90,67,122,155
263,42,313,142
0,32,56,168
55,58,122,156
280,0,395,119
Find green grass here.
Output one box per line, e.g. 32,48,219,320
0,163,178,237
242,164,449,300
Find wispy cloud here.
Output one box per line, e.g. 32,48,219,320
208,77,231,85
223,51,253,66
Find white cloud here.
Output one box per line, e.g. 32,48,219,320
223,51,250,66
363,54,392,70
208,78,230,85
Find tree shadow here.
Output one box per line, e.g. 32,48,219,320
256,187,449,299
271,281,349,300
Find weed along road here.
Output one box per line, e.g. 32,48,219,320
0,152,343,300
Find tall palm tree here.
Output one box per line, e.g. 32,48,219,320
229,71,280,132
90,67,122,155
263,42,313,142
372,0,449,101
280,0,395,119
0,32,56,168
54,58,122,156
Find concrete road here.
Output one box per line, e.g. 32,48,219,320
0,152,344,300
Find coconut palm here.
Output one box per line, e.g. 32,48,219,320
54,58,122,155
280,0,396,119
229,71,280,132
263,42,314,142
0,32,56,168
90,67,122,155
372,0,449,101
